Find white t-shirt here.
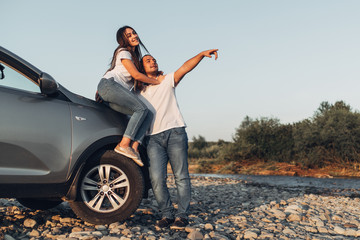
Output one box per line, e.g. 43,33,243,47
138,72,186,135
103,49,134,90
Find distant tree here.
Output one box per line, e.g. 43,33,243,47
294,101,360,166
192,135,208,150
217,139,226,146
233,116,294,161
196,101,360,169
314,101,350,117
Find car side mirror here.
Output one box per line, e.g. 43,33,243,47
39,72,59,95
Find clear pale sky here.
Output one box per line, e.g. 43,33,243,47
2,1,360,141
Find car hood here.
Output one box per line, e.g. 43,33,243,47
58,83,100,109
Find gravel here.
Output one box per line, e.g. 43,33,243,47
1,175,360,239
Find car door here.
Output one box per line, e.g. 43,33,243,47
0,64,72,184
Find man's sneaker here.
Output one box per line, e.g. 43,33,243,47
170,217,189,229
156,217,175,228
114,146,144,167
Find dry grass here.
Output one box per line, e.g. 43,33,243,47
184,158,360,178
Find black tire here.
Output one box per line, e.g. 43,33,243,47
69,150,144,224
17,198,62,210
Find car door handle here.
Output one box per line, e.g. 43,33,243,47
75,116,87,121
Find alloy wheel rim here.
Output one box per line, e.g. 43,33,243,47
80,164,130,213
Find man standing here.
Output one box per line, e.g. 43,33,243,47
139,49,218,229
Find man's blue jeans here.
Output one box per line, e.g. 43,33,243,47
146,127,191,219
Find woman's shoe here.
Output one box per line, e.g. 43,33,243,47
132,151,144,167
114,145,144,167
133,151,144,167
114,145,137,158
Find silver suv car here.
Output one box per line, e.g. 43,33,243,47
0,46,147,224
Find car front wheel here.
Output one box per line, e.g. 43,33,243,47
69,150,144,224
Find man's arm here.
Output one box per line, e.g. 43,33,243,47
174,49,218,86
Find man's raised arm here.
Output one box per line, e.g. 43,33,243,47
174,49,218,86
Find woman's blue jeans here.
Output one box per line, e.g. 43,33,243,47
97,78,152,143
146,127,191,219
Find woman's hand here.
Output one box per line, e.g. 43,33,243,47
157,74,165,83
202,49,218,60
95,91,103,103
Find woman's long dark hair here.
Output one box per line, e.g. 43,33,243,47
107,26,148,73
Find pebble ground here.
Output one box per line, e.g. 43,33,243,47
1,175,360,240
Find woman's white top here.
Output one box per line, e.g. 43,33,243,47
103,48,134,90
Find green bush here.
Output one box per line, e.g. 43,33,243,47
188,136,227,159
232,116,294,162
294,101,360,166
216,142,242,162
189,101,360,169
192,135,207,150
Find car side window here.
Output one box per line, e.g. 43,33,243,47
0,63,41,93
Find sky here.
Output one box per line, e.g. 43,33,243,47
2,0,360,141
